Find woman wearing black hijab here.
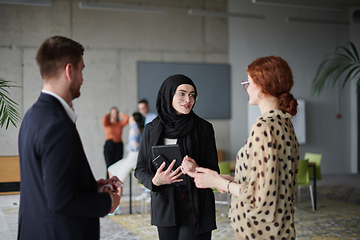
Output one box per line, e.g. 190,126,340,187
135,74,219,240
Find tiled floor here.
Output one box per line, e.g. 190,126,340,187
1,173,360,240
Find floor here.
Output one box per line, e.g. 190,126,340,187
1,173,360,240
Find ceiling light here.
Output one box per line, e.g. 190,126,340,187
0,0,51,6
285,17,349,26
252,0,342,12
79,2,167,14
188,9,264,20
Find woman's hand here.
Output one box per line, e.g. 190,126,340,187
181,155,198,174
217,175,234,193
187,167,220,189
221,174,234,182
187,167,231,193
152,159,183,186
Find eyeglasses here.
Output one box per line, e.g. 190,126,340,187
174,92,198,102
241,81,250,91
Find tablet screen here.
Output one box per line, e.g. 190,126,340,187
151,144,183,168
151,144,186,185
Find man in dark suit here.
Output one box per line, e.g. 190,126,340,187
17,36,120,240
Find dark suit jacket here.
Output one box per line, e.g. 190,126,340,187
17,93,111,240
134,117,219,234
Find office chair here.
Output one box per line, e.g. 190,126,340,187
304,152,322,181
297,159,315,212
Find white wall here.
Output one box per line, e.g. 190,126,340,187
229,0,357,174
0,0,230,179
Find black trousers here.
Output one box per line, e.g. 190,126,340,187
104,140,123,179
157,212,212,240
157,186,212,240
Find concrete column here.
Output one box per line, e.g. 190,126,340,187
349,8,360,173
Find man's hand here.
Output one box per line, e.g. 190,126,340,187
97,177,123,194
103,189,120,214
96,178,110,193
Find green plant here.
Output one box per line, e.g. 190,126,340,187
0,77,21,129
312,41,360,97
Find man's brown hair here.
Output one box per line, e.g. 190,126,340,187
36,36,84,80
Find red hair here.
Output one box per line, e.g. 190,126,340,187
247,56,298,116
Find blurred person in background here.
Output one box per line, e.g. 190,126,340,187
102,107,129,178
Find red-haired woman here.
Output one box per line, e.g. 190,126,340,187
186,56,299,240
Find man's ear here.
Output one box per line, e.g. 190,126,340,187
64,63,73,80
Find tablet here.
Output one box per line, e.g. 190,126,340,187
152,144,183,168
151,144,187,185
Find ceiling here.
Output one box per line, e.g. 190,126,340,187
252,0,360,8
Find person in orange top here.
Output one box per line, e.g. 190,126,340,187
103,107,129,178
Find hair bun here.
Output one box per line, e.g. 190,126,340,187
279,93,298,116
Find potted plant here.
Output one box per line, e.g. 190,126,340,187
0,77,21,129
312,41,360,97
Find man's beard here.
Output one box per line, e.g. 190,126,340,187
70,82,81,100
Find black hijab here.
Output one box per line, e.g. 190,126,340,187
150,74,198,150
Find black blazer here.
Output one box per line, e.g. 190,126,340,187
17,93,111,240
134,117,219,234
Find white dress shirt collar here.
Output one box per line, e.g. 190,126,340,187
41,90,77,123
